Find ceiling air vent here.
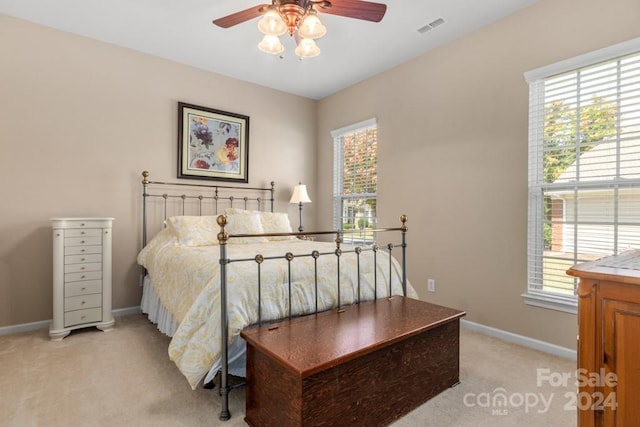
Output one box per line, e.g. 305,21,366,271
417,17,446,34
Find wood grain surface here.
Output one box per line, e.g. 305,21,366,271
242,297,466,426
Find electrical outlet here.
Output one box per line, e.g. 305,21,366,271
427,278,435,292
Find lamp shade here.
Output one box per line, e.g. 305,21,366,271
298,11,326,39
258,9,287,36
294,38,320,59
258,34,284,55
289,184,312,204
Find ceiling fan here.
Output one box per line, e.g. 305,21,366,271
212,0,387,58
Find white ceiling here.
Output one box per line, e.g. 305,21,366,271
0,0,537,99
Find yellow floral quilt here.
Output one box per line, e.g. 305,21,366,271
137,228,417,389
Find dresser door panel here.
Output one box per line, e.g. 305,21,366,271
65,280,102,297
61,220,110,229
64,236,102,247
65,262,102,274
65,253,102,264
65,228,101,238
65,293,102,311
603,299,640,426
65,271,102,283
65,245,103,256
64,307,102,327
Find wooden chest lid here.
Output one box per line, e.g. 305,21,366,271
240,296,465,377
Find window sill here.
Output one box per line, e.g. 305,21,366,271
522,292,577,315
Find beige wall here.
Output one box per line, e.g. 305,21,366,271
2,0,639,351
0,14,317,327
316,0,640,349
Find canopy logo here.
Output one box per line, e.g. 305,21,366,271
463,368,618,416
463,388,553,415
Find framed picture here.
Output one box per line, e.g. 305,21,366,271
178,102,250,182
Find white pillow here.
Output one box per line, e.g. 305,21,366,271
260,212,297,241
224,213,269,244
225,208,297,241
167,216,220,246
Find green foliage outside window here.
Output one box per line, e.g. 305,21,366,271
542,95,618,249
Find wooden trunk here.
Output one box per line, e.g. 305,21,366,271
241,296,465,427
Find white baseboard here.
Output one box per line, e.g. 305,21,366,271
461,319,577,360
2,307,577,362
0,319,50,336
0,306,142,336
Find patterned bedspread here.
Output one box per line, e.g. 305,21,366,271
137,228,417,389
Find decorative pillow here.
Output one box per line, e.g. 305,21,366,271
260,212,297,241
225,208,297,241
167,216,220,246
224,213,269,244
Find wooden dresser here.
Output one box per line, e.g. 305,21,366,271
567,250,640,426
50,218,115,340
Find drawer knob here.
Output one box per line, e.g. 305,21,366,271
81,249,86,253
80,240,85,244
81,287,86,291
81,223,85,226
81,301,86,305
81,258,86,261
81,267,85,270
81,315,86,320
81,275,86,279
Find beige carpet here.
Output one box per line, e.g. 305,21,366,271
1,314,577,426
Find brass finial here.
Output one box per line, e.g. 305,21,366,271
400,214,408,233
217,214,229,244
142,170,149,185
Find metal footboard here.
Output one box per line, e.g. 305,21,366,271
216,214,408,421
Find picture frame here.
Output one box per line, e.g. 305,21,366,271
178,102,250,182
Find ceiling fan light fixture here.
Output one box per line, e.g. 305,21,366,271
295,38,320,59
258,8,287,36
298,10,327,39
213,0,387,60
258,34,285,55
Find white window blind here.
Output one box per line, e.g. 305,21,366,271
525,38,640,312
331,118,378,243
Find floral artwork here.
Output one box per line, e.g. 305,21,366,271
178,103,249,182
189,117,240,172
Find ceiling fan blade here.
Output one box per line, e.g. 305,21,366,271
212,4,270,28
318,0,387,23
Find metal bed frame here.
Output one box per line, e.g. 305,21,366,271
140,171,409,421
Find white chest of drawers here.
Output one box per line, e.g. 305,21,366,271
50,218,115,340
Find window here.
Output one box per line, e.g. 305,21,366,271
331,118,377,244
524,38,640,313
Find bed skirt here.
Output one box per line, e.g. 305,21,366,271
141,275,180,336
140,275,247,381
